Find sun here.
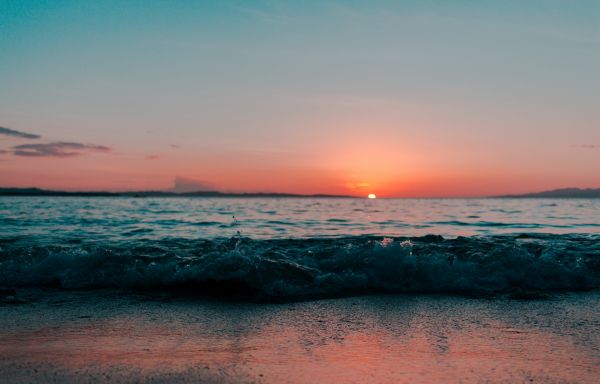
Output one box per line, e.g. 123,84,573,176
367,193,377,199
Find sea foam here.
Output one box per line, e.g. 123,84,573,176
1,234,598,300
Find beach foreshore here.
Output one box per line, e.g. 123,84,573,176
1,289,598,383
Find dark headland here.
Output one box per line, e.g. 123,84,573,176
499,188,600,198
0,187,354,198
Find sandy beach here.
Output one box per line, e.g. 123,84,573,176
1,289,598,383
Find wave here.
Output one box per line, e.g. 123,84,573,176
1,234,599,301
426,220,598,229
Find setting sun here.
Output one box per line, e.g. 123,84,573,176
367,193,376,199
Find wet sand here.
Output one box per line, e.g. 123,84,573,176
1,290,599,383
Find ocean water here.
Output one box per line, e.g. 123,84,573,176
2,197,600,383
1,196,599,300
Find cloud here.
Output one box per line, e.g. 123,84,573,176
145,154,160,160
230,4,290,24
578,144,600,149
1,127,112,158
0,126,41,139
171,176,215,193
11,142,111,157
170,144,181,149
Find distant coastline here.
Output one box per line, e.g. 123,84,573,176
498,188,600,198
1,187,599,198
0,187,354,198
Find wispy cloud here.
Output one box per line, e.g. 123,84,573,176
170,144,181,149
0,126,41,139
12,142,111,157
575,144,600,150
230,2,291,24
145,154,160,160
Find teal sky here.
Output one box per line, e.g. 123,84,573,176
1,1,599,196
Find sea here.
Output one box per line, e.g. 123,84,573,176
1,196,599,299
1,196,599,383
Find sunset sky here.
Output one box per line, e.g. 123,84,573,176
1,0,599,197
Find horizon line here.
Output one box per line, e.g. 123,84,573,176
1,186,599,199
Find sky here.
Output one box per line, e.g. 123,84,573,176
1,0,599,197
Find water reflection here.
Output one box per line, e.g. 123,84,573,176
1,197,599,243
1,292,598,383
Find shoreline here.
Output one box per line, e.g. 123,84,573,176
1,289,598,383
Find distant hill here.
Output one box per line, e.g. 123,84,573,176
500,188,600,198
0,187,354,198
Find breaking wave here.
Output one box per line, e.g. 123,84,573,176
1,234,599,301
